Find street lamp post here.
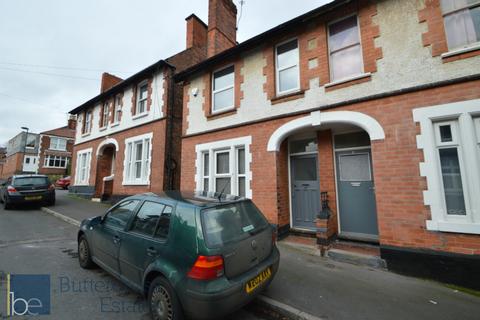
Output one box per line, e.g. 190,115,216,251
21,127,29,173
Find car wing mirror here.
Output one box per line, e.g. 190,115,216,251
90,216,103,226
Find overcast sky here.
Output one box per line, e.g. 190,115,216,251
0,0,331,146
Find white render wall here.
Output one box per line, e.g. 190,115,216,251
185,0,480,135
74,70,165,145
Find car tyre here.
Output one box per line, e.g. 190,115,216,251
78,235,96,269
148,277,183,320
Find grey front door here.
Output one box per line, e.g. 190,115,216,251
291,155,320,230
336,149,379,240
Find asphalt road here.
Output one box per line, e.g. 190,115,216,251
0,205,271,320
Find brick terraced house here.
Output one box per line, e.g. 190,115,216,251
37,116,76,176
0,117,76,179
68,0,233,201
176,0,480,289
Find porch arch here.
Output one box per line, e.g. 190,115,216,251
96,138,120,156
267,110,385,152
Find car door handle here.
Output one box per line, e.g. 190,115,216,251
113,235,121,244
147,247,157,256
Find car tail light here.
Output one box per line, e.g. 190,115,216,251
7,186,17,194
187,255,224,280
48,184,55,191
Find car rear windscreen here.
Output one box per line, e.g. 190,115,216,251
14,177,49,186
201,201,269,247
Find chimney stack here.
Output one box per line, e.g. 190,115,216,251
207,0,237,57
186,14,208,49
100,72,123,93
67,114,77,130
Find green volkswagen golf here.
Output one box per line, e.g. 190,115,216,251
77,191,280,320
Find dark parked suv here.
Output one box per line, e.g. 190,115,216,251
0,175,56,209
77,191,280,320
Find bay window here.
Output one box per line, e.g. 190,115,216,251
44,155,68,168
276,39,300,95
212,66,234,113
197,136,252,198
413,99,480,234
123,133,152,185
202,152,210,192
328,15,364,82
434,121,467,216
441,0,480,50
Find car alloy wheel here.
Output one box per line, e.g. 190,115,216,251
151,285,173,320
79,240,88,262
148,277,182,320
78,236,95,269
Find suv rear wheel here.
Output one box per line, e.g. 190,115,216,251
148,277,183,320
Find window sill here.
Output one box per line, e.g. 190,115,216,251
207,108,237,120
110,122,120,128
122,181,150,186
81,133,91,138
99,126,107,132
426,220,480,235
132,112,149,120
441,43,480,59
325,73,372,90
271,90,305,105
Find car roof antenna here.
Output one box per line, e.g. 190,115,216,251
217,184,228,202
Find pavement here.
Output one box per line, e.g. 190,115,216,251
4,190,480,320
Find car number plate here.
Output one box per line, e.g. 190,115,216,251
25,196,42,201
245,267,272,294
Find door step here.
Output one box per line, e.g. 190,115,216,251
327,248,386,269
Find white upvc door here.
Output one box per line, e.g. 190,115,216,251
23,155,38,173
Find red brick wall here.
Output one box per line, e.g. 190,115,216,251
1,153,23,178
318,130,338,236
207,0,237,57
181,79,480,255
186,15,208,49
71,120,167,196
